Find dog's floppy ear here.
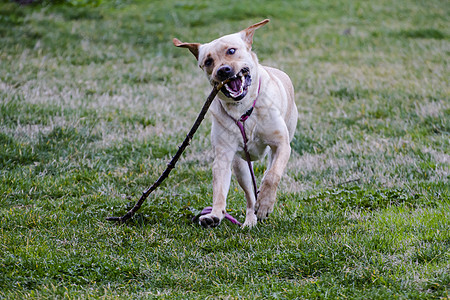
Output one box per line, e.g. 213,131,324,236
173,38,201,60
240,19,270,48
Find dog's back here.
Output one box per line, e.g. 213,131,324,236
263,66,298,141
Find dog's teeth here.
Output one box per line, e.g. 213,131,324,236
224,75,246,98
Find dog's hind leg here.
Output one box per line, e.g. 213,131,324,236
233,156,258,227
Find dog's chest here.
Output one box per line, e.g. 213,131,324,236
211,100,271,160
236,123,270,161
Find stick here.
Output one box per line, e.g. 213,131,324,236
106,81,225,223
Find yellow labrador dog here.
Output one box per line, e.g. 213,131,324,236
173,19,297,228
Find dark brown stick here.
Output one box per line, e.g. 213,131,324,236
106,82,225,223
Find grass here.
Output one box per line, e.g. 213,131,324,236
0,0,449,298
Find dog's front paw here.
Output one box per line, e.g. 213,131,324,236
242,212,258,228
199,214,221,228
255,200,274,220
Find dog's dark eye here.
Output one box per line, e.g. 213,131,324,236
227,48,236,55
204,58,213,67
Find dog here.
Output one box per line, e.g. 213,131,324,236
173,19,298,227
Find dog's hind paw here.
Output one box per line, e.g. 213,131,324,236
199,214,221,228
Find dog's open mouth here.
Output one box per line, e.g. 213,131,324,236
220,68,251,101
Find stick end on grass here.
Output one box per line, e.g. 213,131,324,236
105,216,122,223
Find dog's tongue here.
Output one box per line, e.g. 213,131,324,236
228,77,242,92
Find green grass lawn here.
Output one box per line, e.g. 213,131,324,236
1,0,449,298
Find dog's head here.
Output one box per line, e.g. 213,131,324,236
173,19,269,101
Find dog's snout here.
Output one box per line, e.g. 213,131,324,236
217,65,234,81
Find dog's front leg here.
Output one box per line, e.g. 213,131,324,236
255,139,291,220
198,146,234,228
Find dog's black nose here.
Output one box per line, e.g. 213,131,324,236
217,65,234,81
